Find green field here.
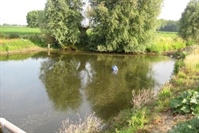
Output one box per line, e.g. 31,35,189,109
0,26,40,34
156,31,178,38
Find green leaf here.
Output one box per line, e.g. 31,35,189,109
170,99,182,108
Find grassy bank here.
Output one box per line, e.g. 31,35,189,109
0,26,46,52
146,32,187,53
0,38,45,54
109,45,199,133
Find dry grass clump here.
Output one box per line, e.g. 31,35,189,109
59,113,104,133
184,46,199,73
131,89,155,109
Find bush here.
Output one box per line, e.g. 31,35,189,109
168,117,199,133
116,108,149,133
59,113,104,133
174,59,184,74
169,90,199,115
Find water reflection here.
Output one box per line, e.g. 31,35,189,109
39,56,82,111
39,53,174,120
0,52,175,133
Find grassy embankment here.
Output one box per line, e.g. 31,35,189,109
109,45,199,133
0,26,46,54
58,45,199,133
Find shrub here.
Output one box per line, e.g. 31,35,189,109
174,59,184,73
59,113,104,133
116,108,149,133
169,90,199,115
131,89,154,109
168,117,199,133
158,87,172,101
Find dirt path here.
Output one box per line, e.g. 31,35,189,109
147,111,194,133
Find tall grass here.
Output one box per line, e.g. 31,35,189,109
147,32,187,53
184,46,199,74
0,39,37,52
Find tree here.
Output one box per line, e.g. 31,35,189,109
89,0,163,53
42,0,83,48
158,20,178,32
26,10,43,28
179,0,199,43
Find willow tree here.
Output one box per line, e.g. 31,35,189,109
26,10,43,28
42,0,83,48
179,0,199,44
90,0,163,53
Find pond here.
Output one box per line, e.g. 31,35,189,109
0,52,175,133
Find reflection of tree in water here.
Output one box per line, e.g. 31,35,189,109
85,55,155,120
39,55,82,111
39,53,157,121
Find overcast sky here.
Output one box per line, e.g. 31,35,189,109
0,0,190,25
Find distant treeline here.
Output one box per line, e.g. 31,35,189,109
157,19,178,32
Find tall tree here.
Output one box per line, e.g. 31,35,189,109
42,0,83,48
89,0,163,53
26,10,43,28
179,0,199,43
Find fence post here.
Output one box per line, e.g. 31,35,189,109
0,118,26,133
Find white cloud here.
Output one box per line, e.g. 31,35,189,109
158,0,190,20
0,0,46,25
0,0,190,25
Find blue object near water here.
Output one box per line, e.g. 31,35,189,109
112,65,118,71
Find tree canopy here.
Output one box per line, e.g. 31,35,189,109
90,0,163,53
26,10,43,28
179,0,199,43
42,0,83,48
41,0,163,52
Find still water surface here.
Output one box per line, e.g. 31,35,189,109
0,52,175,133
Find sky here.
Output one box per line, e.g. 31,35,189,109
0,0,191,25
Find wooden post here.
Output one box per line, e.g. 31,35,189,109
48,44,51,50
0,118,26,133
48,44,51,55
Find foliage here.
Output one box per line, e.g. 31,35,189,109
90,0,163,53
168,116,199,133
26,10,43,28
146,35,186,53
158,87,172,101
174,59,185,74
184,46,199,74
158,19,179,32
42,0,83,48
169,90,199,115
116,108,149,133
59,113,104,133
179,0,199,44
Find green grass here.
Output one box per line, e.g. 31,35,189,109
156,31,178,38
0,39,38,52
0,26,40,34
146,32,187,53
